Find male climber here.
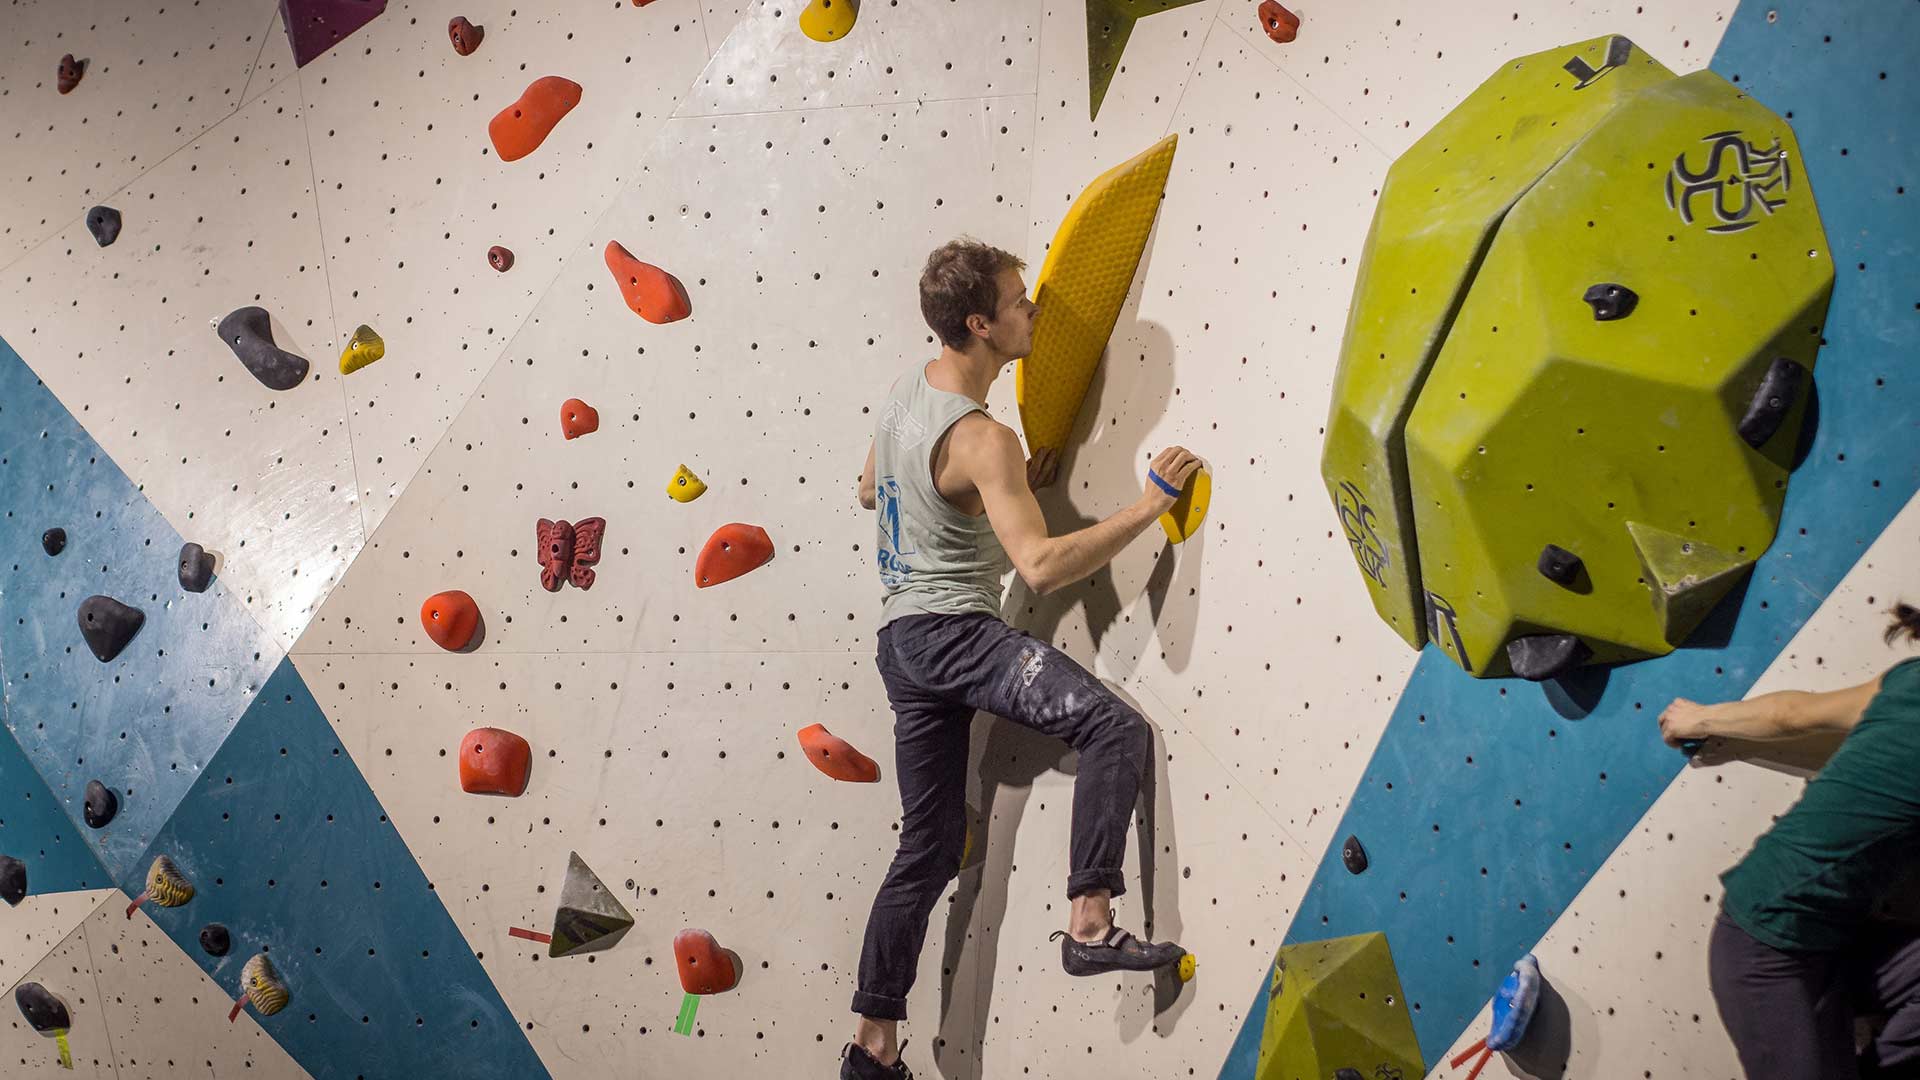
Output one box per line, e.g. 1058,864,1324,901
838,238,1202,1079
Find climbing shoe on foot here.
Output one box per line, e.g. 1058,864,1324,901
841,1041,913,1079
1052,926,1186,976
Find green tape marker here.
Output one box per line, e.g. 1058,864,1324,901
54,1028,73,1069
673,993,699,1036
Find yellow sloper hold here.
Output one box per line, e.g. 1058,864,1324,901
1159,468,1210,544
338,324,385,374
667,464,707,503
799,0,858,41
1016,133,1178,453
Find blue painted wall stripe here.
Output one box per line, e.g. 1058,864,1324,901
0,688,110,895
1220,0,1920,1072
128,658,550,1080
0,336,280,882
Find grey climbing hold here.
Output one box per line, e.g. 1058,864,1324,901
1341,834,1368,875
0,855,24,906
41,528,65,557
216,306,310,391
1582,282,1637,321
1738,357,1807,449
14,983,69,1033
178,542,214,593
86,206,121,247
1537,543,1583,586
548,851,634,958
200,923,231,957
1506,633,1593,681
83,780,117,829
78,595,144,663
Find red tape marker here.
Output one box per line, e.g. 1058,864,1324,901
509,926,552,944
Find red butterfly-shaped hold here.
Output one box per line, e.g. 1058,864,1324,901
536,517,606,591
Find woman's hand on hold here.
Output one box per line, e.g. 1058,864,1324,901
1658,697,1720,747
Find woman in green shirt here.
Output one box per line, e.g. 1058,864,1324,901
1659,605,1920,1078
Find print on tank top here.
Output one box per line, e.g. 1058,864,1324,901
877,399,927,588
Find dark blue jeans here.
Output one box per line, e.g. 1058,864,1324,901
851,612,1151,1020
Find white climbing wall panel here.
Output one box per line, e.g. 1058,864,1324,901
0,894,306,1078
0,0,285,267
0,77,356,652
0,889,115,995
298,0,713,535
11,0,1887,1078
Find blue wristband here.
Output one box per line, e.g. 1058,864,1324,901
1147,468,1181,498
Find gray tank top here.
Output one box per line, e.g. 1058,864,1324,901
874,362,1011,627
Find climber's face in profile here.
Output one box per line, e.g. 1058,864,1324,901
978,266,1038,363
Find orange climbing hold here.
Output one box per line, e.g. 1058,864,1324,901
459,728,532,797
420,590,480,651
560,399,599,440
695,524,773,588
1257,1,1298,43
603,240,691,324
797,724,879,783
489,76,583,162
673,929,739,994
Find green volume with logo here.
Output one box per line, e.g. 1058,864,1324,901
1323,37,1831,677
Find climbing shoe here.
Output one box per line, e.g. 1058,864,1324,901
841,1040,913,1080
1052,926,1186,976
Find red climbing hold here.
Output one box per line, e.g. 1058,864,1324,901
1257,1,1298,43
420,590,480,651
448,16,483,55
695,524,773,588
797,724,880,783
673,929,739,995
603,241,691,324
56,54,82,94
489,76,583,162
488,245,514,272
459,728,531,797
537,517,606,591
560,399,599,440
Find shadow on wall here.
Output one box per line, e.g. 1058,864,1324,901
920,309,1201,1074
1505,976,1580,1079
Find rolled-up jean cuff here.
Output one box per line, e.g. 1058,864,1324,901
851,990,908,1021
1067,868,1126,900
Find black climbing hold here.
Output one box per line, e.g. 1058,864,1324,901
77,595,144,663
1565,36,1633,88
1582,282,1638,321
1537,544,1584,586
14,982,70,1033
178,542,214,593
0,855,25,907
1506,633,1594,681
1334,1071,1364,1080
199,923,232,958
1341,834,1368,875
41,528,66,557
83,780,118,829
1738,357,1807,449
216,306,310,391
86,205,121,247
